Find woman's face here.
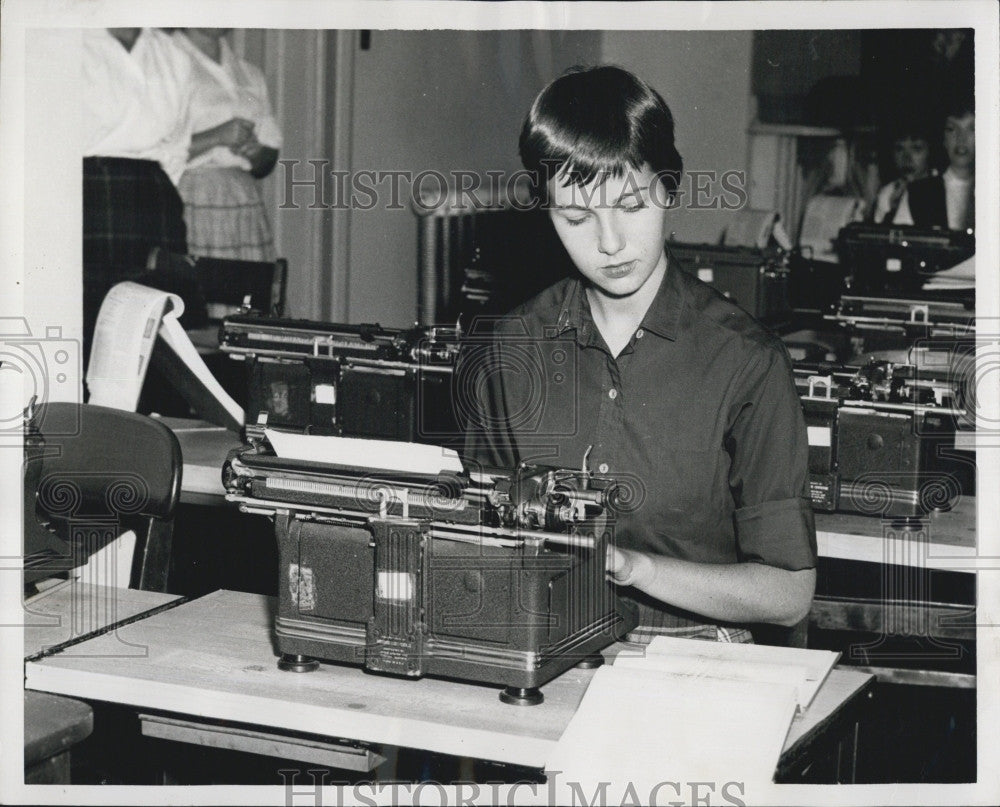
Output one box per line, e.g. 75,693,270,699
547,164,669,300
892,137,931,182
944,113,975,172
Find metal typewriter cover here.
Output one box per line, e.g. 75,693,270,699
836,222,974,296
223,435,638,702
668,241,791,323
794,357,972,517
219,315,461,443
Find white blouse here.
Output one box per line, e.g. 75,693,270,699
82,28,193,185
174,33,282,173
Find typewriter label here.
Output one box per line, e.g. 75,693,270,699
697,267,714,283
314,383,336,405
807,425,832,447
376,571,415,601
288,563,316,610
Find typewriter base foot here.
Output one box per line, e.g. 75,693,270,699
278,653,319,673
499,686,544,706
889,516,927,530
575,654,604,670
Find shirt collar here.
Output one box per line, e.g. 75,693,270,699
552,249,684,343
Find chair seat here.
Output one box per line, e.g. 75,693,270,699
24,690,94,767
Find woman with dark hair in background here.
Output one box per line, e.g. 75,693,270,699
904,96,975,230
174,28,282,261
871,117,935,224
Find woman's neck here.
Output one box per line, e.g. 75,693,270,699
586,254,667,354
946,164,974,182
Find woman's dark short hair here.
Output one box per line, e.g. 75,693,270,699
943,91,975,122
519,65,683,203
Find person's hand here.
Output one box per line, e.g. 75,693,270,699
606,546,640,585
208,117,256,152
235,134,262,160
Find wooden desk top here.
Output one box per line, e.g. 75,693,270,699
816,496,976,568
153,416,242,505
25,590,873,769
23,582,181,659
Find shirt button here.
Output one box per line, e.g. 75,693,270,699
608,388,618,400
636,329,644,339
598,462,609,474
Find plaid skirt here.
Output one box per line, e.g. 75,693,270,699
83,157,187,280
177,167,275,261
625,595,755,644
82,157,187,363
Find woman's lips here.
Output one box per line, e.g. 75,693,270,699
602,260,637,278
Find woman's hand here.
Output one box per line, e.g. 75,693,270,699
234,139,280,179
216,117,256,151
606,546,649,586
189,117,256,160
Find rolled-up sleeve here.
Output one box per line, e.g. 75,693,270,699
726,341,817,571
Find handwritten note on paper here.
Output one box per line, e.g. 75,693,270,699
265,429,464,475
544,665,799,802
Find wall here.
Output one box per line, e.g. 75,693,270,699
601,31,755,245
17,30,84,404
233,29,344,322
189,30,756,327
346,30,602,327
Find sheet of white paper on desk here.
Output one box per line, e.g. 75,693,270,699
614,652,810,710
265,429,464,474
922,252,975,290
87,281,181,410
544,665,798,797
640,635,840,709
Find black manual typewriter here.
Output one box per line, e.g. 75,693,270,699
795,354,974,519
223,432,638,705
836,222,974,297
219,315,461,444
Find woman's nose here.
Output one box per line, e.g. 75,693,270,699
597,217,624,256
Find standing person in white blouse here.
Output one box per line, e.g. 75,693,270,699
82,27,194,361
174,29,283,261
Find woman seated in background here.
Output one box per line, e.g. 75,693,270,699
174,28,283,261
871,117,934,224
904,96,975,231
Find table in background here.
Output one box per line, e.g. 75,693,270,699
163,417,977,568
152,416,242,505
